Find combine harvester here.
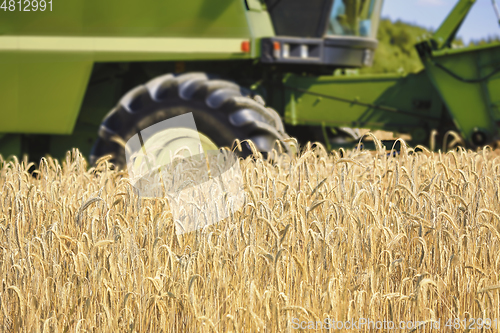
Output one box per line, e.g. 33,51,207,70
0,0,499,167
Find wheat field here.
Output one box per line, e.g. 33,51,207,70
1,136,500,332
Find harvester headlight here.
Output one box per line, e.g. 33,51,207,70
300,45,308,58
282,43,290,58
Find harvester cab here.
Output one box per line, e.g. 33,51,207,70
260,0,382,69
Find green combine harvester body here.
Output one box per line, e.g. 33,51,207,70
0,0,499,163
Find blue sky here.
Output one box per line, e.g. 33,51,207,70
380,0,500,43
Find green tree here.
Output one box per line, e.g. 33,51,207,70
469,36,500,46
361,19,431,74
360,19,468,74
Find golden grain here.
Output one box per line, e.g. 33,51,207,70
0,139,499,332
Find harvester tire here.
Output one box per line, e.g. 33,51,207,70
89,72,293,168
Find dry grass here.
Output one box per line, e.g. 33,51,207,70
1,136,500,332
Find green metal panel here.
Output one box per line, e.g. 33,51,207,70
0,0,257,61
0,52,93,134
0,42,253,134
421,43,500,146
282,71,443,142
0,0,250,38
0,0,262,136
0,36,254,62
